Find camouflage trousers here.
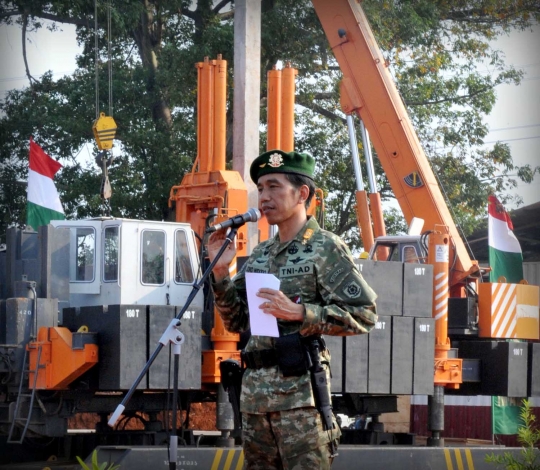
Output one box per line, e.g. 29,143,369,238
241,407,339,470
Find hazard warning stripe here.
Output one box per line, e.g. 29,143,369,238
224,449,235,469
496,297,517,338
433,272,448,321
444,448,475,470
434,272,448,292
444,448,454,470
235,451,244,470
211,449,223,470
210,449,243,470
464,448,475,470
454,448,465,470
491,283,517,338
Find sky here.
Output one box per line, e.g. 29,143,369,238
1,18,539,210
481,25,540,209
0,22,79,97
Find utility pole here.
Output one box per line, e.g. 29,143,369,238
233,0,261,252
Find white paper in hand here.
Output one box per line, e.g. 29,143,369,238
245,272,280,337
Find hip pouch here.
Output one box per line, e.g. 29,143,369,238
275,332,309,377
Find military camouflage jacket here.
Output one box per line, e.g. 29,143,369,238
212,217,377,414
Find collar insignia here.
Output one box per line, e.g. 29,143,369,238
302,228,314,245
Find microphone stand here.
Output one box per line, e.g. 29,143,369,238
108,227,239,470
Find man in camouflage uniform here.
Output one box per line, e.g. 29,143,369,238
208,149,377,469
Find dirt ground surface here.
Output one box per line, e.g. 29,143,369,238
68,402,217,431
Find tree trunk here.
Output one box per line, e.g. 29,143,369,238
132,0,173,131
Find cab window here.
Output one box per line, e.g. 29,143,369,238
403,245,420,263
75,227,95,282
141,230,165,285
174,230,194,284
103,226,119,282
387,244,401,261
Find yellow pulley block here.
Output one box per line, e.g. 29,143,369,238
92,112,117,150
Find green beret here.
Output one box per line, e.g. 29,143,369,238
250,149,315,183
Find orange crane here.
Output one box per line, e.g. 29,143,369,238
168,55,247,384
312,0,480,292
312,0,467,395
311,0,539,444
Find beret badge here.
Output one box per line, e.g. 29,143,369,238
249,149,315,183
268,152,284,168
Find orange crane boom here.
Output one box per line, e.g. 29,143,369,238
311,0,480,290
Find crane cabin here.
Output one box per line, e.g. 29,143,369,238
49,218,201,309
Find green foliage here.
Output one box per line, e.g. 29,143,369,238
1,0,539,248
77,450,120,470
356,0,539,240
485,399,540,470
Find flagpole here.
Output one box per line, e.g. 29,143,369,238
491,396,495,444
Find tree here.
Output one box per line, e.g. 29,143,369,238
291,0,540,247
485,399,540,470
1,0,539,251
0,0,235,236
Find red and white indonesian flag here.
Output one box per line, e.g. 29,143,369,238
26,138,65,229
488,194,523,283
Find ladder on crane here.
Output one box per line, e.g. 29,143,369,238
7,343,43,444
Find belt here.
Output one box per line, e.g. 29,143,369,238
241,349,278,369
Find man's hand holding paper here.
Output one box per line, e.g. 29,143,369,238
245,273,280,337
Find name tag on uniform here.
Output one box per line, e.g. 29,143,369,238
279,262,313,278
246,266,269,274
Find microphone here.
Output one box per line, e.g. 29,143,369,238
206,208,262,233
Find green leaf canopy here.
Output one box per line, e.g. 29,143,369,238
1,0,538,251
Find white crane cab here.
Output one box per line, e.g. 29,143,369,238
50,218,200,308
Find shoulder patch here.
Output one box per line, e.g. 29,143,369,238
329,268,344,283
343,280,362,298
